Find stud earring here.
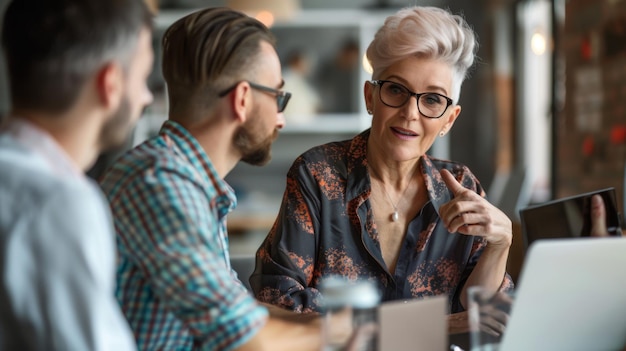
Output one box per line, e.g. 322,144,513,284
439,131,445,137
367,109,373,115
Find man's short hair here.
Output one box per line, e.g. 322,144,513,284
1,0,153,113
161,7,276,114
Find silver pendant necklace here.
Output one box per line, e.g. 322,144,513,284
381,184,410,222
368,164,414,222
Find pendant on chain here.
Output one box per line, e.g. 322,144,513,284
391,210,399,222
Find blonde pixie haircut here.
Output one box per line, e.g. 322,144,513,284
366,6,477,103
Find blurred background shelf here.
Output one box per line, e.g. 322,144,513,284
133,113,371,143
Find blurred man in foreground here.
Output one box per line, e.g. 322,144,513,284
0,0,154,349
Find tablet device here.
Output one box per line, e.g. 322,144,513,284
519,187,622,248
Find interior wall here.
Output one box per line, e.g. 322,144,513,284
446,1,499,190
557,0,626,220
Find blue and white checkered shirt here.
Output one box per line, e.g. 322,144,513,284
99,120,268,351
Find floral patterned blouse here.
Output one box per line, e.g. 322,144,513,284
250,129,514,313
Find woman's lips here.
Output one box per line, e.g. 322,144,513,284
391,126,418,140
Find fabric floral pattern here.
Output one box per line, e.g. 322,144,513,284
250,129,514,314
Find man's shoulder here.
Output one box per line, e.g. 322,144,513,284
0,135,45,173
0,146,93,203
0,158,105,241
99,137,199,197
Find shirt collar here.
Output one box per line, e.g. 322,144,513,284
2,118,84,178
419,156,453,215
158,120,237,209
345,128,454,214
345,129,371,200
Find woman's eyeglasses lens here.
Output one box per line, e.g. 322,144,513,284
378,81,450,118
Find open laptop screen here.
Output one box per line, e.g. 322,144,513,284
499,237,626,351
519,187,622,248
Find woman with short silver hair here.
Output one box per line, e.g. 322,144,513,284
252,5,514,326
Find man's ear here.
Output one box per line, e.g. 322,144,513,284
95,62,123,112
230,81,251,124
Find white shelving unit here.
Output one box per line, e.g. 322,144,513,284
134,112,370,144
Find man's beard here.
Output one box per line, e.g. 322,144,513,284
234,115,279,166
99,94,134,152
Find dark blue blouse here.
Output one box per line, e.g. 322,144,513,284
251,129,514,314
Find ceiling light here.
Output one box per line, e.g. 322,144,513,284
227,0,300,27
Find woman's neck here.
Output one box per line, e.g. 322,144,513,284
366,147,421,191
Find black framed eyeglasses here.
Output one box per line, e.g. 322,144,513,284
218,81,292,113
370,80,453,119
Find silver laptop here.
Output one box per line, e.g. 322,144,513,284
499,237,626,351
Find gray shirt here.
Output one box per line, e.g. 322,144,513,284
0,119,136,351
